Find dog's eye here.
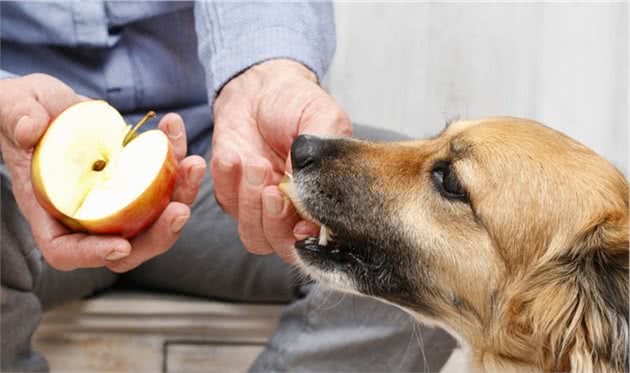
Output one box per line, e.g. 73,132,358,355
432,161,467,201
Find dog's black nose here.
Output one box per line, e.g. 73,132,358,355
291,134,324,171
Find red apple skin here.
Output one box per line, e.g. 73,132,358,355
32,131,178,239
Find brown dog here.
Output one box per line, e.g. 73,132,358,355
282,118,629,373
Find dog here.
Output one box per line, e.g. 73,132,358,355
281,117,629,373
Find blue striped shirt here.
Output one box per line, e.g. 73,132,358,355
0,1,335,156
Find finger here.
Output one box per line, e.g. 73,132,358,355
285,156,293,175
210,149,241,217
293,220,320,241
9,99,51,149
106,202,190,273
237,158,274,255
158,113,187,161
28,74,82,118
21,181,129,271
173,155,206,205
43,233,132,271
262,186,301,263
10,74,81,149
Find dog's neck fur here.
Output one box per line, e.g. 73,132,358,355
423,257,629,373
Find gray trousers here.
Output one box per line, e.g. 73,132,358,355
1,125,456,372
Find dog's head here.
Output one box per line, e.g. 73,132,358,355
284,118,628,372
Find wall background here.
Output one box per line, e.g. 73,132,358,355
325,2,628,174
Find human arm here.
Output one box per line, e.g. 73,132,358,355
194,2,350,262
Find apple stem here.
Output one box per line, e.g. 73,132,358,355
123,111,156,146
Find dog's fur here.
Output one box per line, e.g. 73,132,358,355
285,118,629,373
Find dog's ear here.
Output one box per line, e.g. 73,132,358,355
509,212,628,372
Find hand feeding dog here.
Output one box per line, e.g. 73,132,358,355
280,117,628,373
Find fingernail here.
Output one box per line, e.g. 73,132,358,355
171,215,189,233
105,250,129,261
245,164,266,186
264,193,285,216
167,118,182,138
14,115,32,147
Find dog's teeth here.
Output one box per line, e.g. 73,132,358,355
319,225,330,246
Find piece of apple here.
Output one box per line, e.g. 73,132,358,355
278,173,331,246
31,100,177,238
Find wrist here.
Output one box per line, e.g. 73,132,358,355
250,59,318,84
215,59,318,114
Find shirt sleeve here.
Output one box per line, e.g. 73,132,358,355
0,69,17,80
193,1,336,107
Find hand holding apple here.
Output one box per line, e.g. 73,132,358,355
0,74,206,272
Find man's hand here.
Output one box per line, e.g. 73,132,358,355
211,59,352,263
0,73,206,272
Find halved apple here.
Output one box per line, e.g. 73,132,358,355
31,100,177,238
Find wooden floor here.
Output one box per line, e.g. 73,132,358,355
33,292,283,372
33,291,466,372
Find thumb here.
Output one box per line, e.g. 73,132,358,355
2,74,83,150
12,100,53,149
298,96,352,139
285,97,352,174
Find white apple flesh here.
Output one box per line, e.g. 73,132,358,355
31,100,177,238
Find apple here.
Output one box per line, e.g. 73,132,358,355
279,173,331,246
31,100,177,238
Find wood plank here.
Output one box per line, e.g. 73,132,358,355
165,343,265,373
34,333,163,372
32,291,283,372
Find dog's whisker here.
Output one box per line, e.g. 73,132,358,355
412,316,429,373
396,313,417,373
321,290,347,311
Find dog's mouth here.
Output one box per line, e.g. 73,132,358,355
279,173,370,268
278,170,422,307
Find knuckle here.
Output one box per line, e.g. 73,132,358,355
41,249,73,271
265,230,290,244
25,73,61,90
242,240,271,254
237,225,270,254
2,98,36,136
24,73,48,86
214,193,238,212
26,73,50,82
25,74,56,94
78,242,95,268
239,196,261,212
